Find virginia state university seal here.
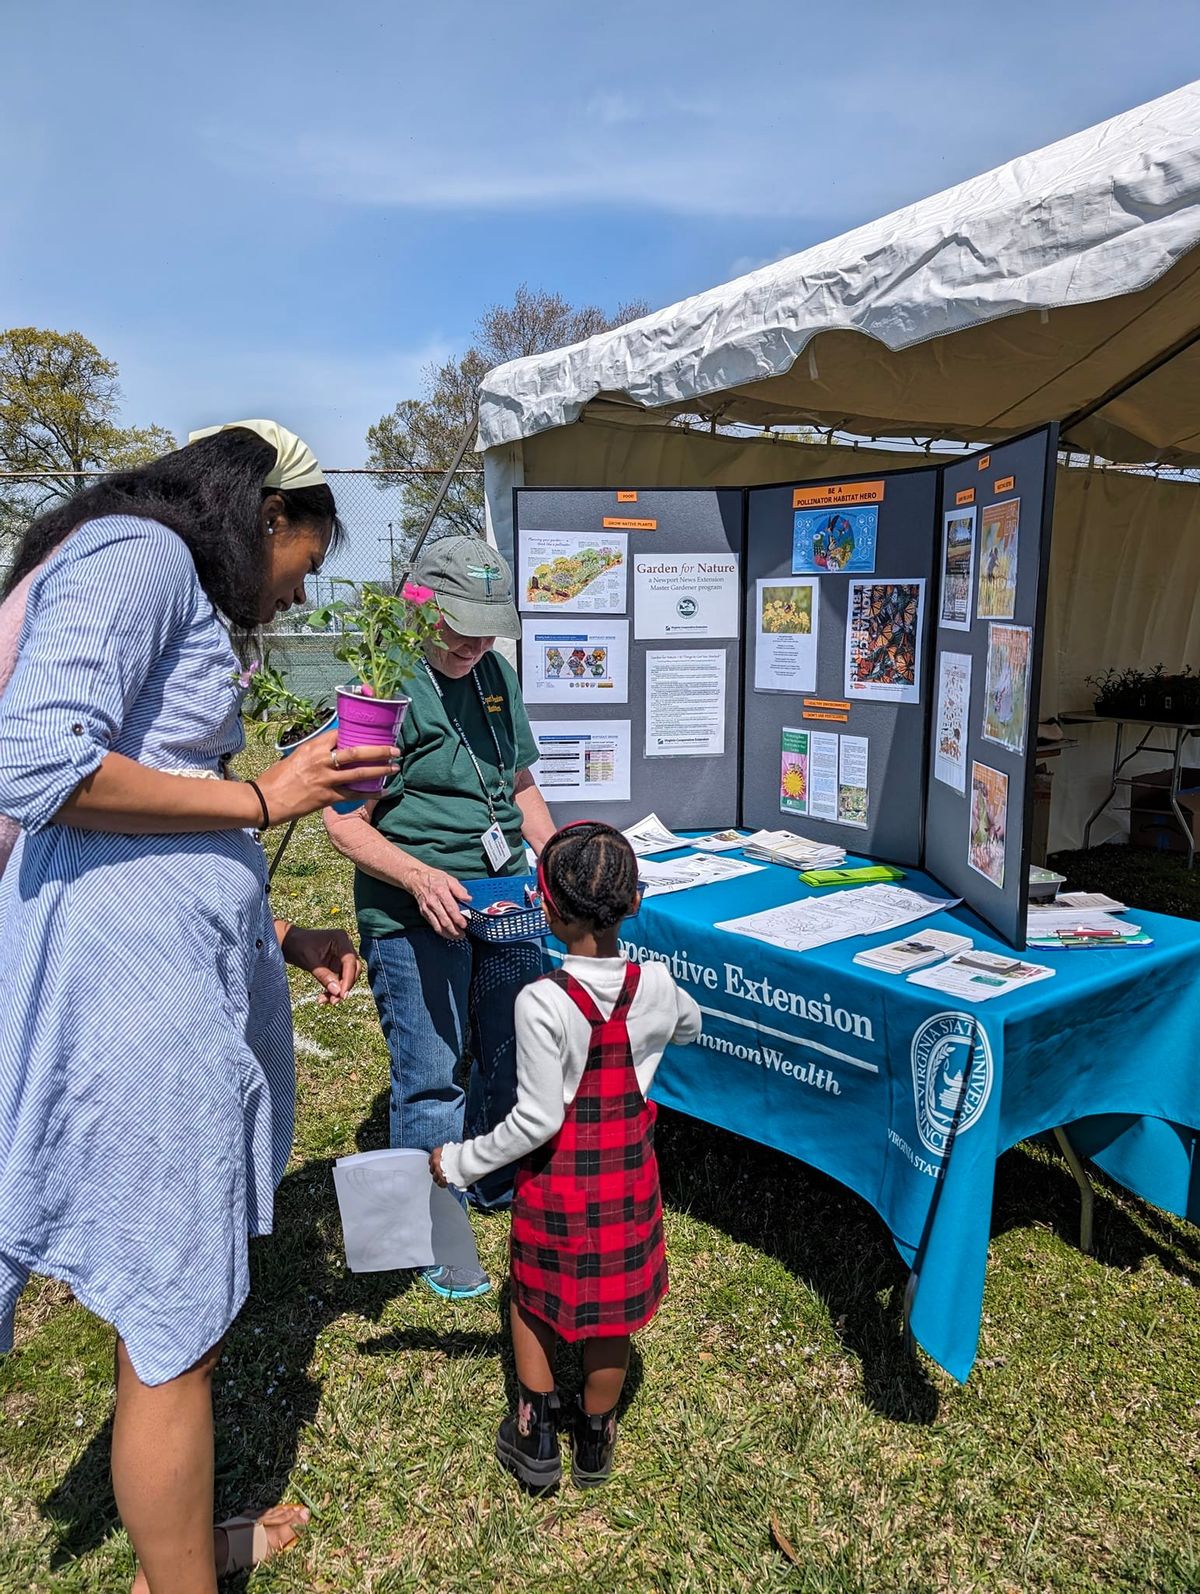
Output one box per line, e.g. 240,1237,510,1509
910,1011,993,1158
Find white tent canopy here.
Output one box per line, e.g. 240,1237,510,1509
479,80,1200,477
477,82,1200,855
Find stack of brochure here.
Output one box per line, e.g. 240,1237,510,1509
741,829,846,869
854,930,973,974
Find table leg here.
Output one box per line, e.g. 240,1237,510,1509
267,816,301,884
1082,721,1124,850
1051,1127,1094,1255
1167,727,1195,869
902,1271,917,1354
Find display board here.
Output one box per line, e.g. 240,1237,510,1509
741,467,939,864
923,427,1058,947
513,487,744,831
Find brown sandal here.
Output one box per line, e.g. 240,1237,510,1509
214,1504,309,1577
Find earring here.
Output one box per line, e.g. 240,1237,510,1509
267,520,276,535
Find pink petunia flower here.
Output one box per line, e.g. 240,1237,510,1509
402,582,436,605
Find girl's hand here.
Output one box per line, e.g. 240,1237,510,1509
429,1147,448,1187
281,926,360,1004
401,863,470,940
258,729,401,824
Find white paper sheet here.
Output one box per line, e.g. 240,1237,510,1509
633,551,740,639
934,651,972,793
689,828,750,852
716,884,958,953
332,1149,481,1274
808,731,840,822
622,813,689,855
645,649,726,757
907,951,1055,1002
837,735,869,828
637,854,764,897
529,719,631,803
521,618,629,705
754,578,819,693
519,529,628,614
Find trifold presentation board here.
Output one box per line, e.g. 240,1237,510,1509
513,425,1057,947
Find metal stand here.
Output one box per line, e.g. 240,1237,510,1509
1051,1127,1095,1254
1060,712,1200,866
267,817,300,885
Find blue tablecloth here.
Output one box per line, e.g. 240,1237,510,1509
574,849,1200,1381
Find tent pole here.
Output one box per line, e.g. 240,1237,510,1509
396,403,482,588
1059,321,1200,446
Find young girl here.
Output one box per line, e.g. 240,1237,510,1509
431,820,701,1491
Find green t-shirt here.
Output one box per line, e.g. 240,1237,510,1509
354,651,539,936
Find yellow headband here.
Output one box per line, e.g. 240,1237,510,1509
187,418,325,492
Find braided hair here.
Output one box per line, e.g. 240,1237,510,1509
539,821,639,932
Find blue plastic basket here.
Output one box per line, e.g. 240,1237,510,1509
461,872,549,943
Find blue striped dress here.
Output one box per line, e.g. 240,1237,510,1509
0,517,294,1385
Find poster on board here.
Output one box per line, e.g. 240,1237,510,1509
779,727,809,815
844,580,925,704
791,506,878,574
982,624,1031,754
520,530,627,614
645,650,726,757
754,578,819,693
939,507,976,630
968,761,1008,888
977,499,1020,620
933,652,972,793
633,551,740,639
528,719,631,803
521,619,629,705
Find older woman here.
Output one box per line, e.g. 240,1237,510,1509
0,421,400,1593
325,535,555,1298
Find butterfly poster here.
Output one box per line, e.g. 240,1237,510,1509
843,580,925,705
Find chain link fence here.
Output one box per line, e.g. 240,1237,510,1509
0,466,484,705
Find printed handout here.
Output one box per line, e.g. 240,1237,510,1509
637,854,764,898
520,530,627,614
837,735,869,828
521,618,629,705
645,649,726,757
982,624,1031,754
755,578,819,693
939,507,976,630
968,761,1008,888
934,652,972,793
689,829,749,852
528,719,631,803
716,884,959,955
791,506,878,574
633,551,740,640
844,580,925,704
977,498,1020,619
622,813,689,856
779,727,809,815
808,731,840,822
907,950,1054,1003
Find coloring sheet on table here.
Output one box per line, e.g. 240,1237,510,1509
716,884,959,954
637,854,764,897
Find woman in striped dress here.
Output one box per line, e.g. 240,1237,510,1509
0,422,400,1593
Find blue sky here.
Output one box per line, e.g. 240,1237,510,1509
3,2,1198,464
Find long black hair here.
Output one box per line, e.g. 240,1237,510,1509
3,427,344,638
540,821,639,931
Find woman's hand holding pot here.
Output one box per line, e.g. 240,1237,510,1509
258,729,400,823
402,862,471,939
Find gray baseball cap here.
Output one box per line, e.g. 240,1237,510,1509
412,535,521,640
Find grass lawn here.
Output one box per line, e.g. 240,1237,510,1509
3,745,1200,1591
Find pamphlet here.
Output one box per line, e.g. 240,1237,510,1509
622,813,689,856
637,854,764,898
854,929,973,974
907,950,1054,1002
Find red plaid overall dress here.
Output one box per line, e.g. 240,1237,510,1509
510,963,668,1340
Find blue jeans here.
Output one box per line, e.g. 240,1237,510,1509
362,928,546,1209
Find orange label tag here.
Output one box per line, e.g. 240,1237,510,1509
955,488,976,506
804,710,849,722
994,475,1015,494
602,517,656,530
977,454,991,472
803,698,852,712
616,491,638,502
792,479,885,508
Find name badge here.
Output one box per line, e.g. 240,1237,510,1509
482,822,510,872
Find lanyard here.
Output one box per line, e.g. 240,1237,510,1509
423,660,510,824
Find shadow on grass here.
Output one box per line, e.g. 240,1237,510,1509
654,1108,939,1426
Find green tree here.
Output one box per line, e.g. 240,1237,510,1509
366,285,649,558
0,327,175,560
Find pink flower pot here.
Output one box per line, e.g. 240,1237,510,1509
335,686,410,793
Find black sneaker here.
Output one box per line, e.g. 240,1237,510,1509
570,1398,618,1488
495,1386,562,1494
